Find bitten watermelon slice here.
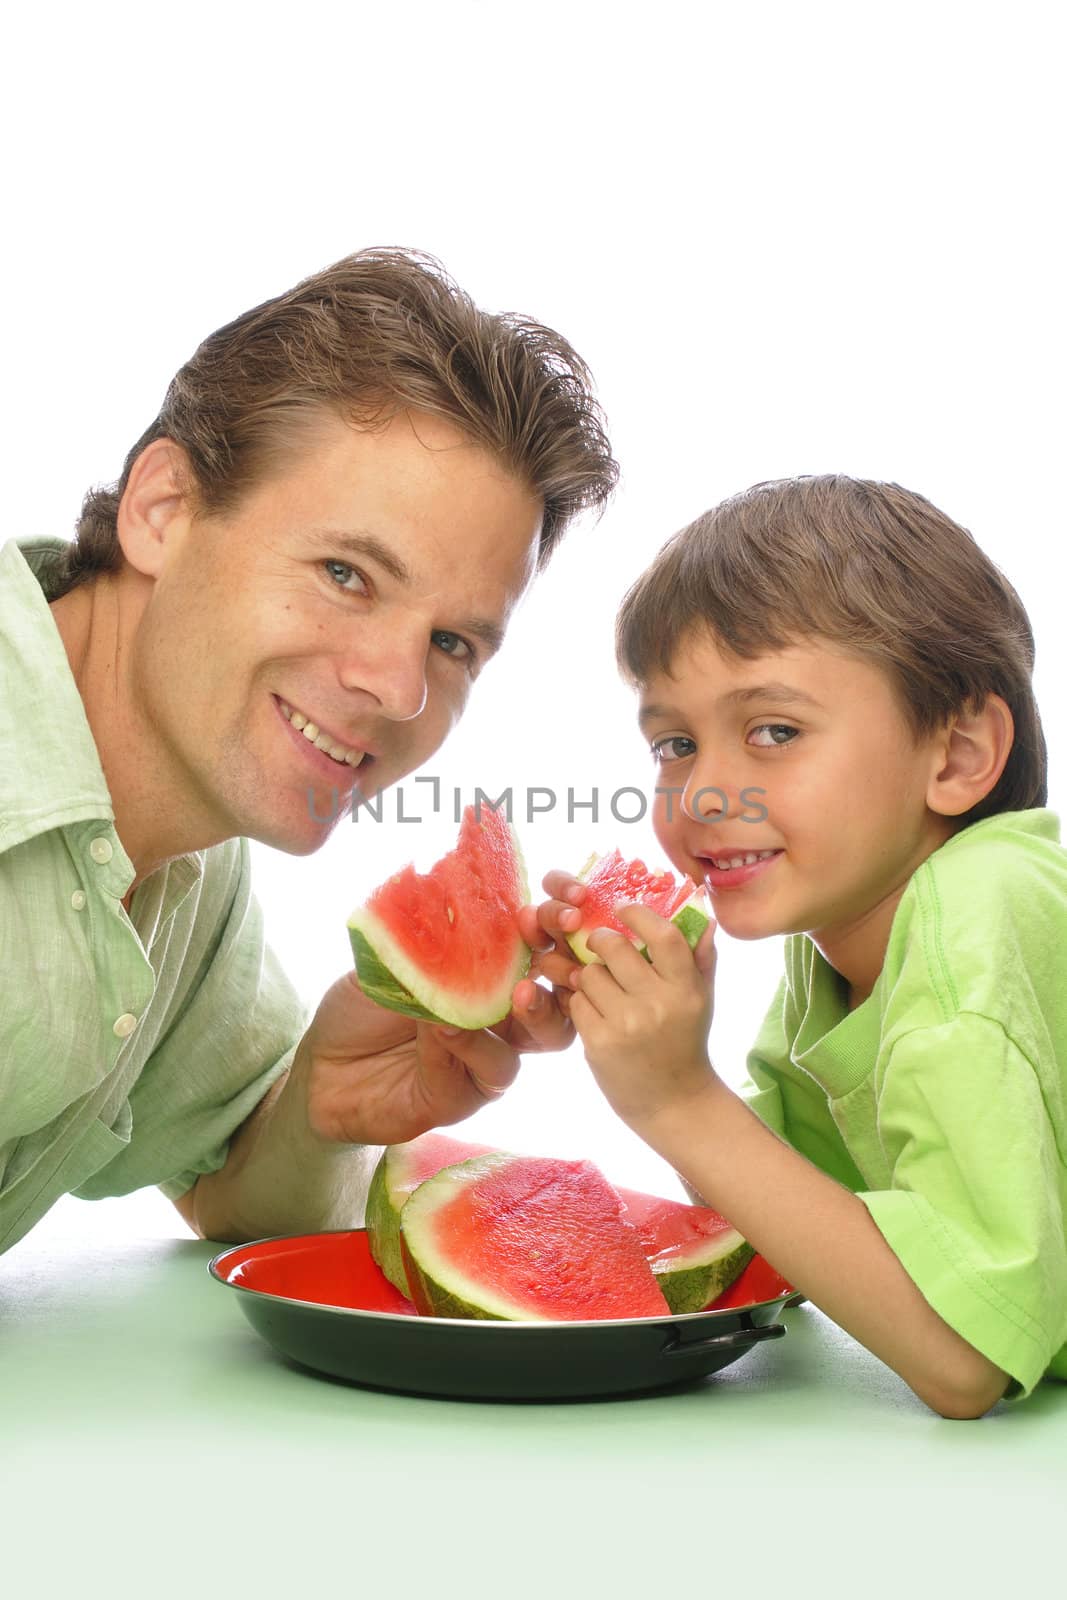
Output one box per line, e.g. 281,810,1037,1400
400,1154,673,1321
616,1187,754,1314
365,1131,498,1294
347,804,530,1028
566,849,709,965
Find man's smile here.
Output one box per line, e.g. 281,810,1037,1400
274,695,372,771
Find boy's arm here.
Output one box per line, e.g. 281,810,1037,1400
563,903,1015,1420
646,1079,1010,1419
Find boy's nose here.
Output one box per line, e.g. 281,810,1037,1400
683,780,728,823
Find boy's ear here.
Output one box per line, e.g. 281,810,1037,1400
927,695,1015,818
115,438,196,579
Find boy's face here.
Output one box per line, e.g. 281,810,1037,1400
638,628,957,980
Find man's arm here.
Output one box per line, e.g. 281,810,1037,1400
174,1057,378,1242
173,964,571,1244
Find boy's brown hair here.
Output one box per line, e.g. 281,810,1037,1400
58,248,618,596
616,475,1046,825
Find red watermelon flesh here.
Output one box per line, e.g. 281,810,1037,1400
400,1155,673,1321
566,849,709,965
364,1132,499,1294
616,1186,755,1314
347,804,530,1028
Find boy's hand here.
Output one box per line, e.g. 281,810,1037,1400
515,869,590,1021
568,902,719,1132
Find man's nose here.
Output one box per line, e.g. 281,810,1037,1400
337,627,429,722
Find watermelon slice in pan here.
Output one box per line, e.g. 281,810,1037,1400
400,1154,673,1322
367,1133,768,1314
365,1131,498,1294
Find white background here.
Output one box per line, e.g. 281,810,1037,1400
6,0,1063,1239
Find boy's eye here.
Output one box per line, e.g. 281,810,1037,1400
324,559,369,595
749,724,798,747
650,735,696,763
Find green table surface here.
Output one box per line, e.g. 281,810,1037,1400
2,1227,1065,1599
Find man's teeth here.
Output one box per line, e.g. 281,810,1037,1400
279,701,366,768
710,850,779,870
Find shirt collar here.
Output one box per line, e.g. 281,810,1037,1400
0,538,206,911
0,537,117,854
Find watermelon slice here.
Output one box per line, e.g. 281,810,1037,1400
616,1187,754,1314
566,849,709,965
347,804,530,1028
365,1131,498,1294
400,1154,673,1321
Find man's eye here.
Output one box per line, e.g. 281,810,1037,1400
651,735,696,762
432,629,473,663
324,560,369,594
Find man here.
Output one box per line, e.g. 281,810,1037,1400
0,249,616,1254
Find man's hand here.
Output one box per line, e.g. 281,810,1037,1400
298,971,522,1146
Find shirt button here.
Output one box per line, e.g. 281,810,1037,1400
71,890,87,911
112,1013,138,1039
90,837,114,865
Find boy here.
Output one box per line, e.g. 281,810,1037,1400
533,475,1066,1419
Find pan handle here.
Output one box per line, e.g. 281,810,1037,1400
660,1321,786,1358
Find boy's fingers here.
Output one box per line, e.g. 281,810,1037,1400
584,926,656,989
516,904,554,953
541,871,587,907
519,899,583,951
693,920,719,979
614,902,699,981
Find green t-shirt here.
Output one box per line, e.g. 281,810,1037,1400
742,807,1067,1398
0,536,307,1254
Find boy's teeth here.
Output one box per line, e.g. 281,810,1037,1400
280,701,365,768
711,849,778,870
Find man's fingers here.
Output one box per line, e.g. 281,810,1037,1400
509,978,576,1051
432,1023,520,1100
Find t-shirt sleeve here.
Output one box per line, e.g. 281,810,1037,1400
859,1012,1067,1400
74,839,308,1204
739,977,869,1193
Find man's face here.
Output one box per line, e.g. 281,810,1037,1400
130,409,542,853
639,628,955,977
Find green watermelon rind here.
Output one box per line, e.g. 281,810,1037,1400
401,1155,561,1321
364,1151,408,1293
365,1136,498,1296
652,1236,755,1314
401,1236,509,1322
566,852,710,968
347,921,446,1022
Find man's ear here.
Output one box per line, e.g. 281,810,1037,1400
927,694,1015,818
115,438,195,578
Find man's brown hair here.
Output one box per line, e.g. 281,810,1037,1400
616,475,1045,825
59,248,618,594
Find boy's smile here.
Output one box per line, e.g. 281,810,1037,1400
639,629,958,1003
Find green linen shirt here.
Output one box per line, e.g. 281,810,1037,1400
741,807,1067,1399
0,536,307,1255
